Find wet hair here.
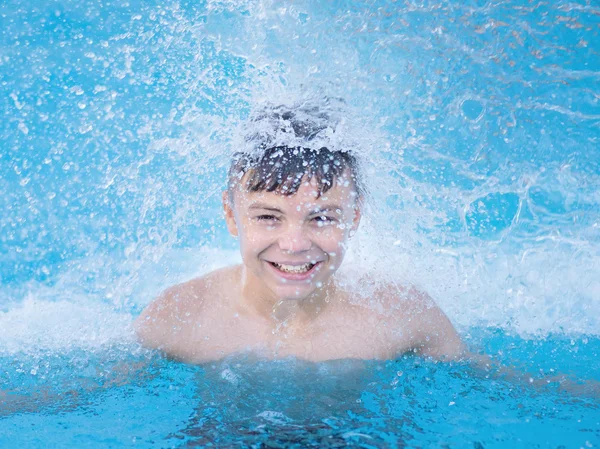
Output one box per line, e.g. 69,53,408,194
227,146,362,202
227,101,364,203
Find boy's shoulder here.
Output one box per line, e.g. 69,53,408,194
338,275,435,317
146,264,239,313
333,277,464,359
310,279,436,359
134,265,242,356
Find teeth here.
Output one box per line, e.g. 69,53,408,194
273,262,314,273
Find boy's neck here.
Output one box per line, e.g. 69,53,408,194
239,266,334,327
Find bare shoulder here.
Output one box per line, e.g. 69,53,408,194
134,265,240,355
349,279,467,360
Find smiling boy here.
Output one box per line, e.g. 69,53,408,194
134,105,466,363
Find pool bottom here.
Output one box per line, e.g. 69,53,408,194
0,329,598,449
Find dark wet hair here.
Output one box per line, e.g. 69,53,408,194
227,146,362,201
227,101,363,203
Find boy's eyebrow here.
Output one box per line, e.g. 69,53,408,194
309,205,344,214
248,202,345,214
248,203,284,213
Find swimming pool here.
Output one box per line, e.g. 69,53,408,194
1,333,598,448
1,0,599,447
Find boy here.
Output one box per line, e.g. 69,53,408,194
134,104,466,363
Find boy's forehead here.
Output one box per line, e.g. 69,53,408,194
235,175,357,210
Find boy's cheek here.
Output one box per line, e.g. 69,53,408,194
240,233,273,252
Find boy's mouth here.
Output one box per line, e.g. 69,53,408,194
270,262,315,273
266,261,321,280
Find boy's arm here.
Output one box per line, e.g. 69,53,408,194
134,284,192,355
134,280,209,363
397,290,599,399
134,291,175,350
379,283,466,360
1,360,153,417
403,292,467,361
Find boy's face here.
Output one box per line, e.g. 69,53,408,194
224,173,361,302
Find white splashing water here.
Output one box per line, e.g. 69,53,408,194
1,0,599,356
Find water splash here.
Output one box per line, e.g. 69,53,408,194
1,0,599,356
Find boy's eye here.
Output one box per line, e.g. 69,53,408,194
313,215,336,226
256,214,279,222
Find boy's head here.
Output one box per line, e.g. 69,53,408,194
223,103,363,301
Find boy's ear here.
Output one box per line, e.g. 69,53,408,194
222,191,238,237
350,202,361,234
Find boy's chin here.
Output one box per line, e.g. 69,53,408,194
273,285,319,301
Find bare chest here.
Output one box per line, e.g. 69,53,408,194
183,310,406,363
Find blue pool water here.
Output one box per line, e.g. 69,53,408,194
1,332,599,448
1,0,599,447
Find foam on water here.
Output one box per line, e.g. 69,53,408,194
0,297,134,355
1,0,599,357
0,247,240,356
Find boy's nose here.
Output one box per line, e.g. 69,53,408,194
277,227,312,253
